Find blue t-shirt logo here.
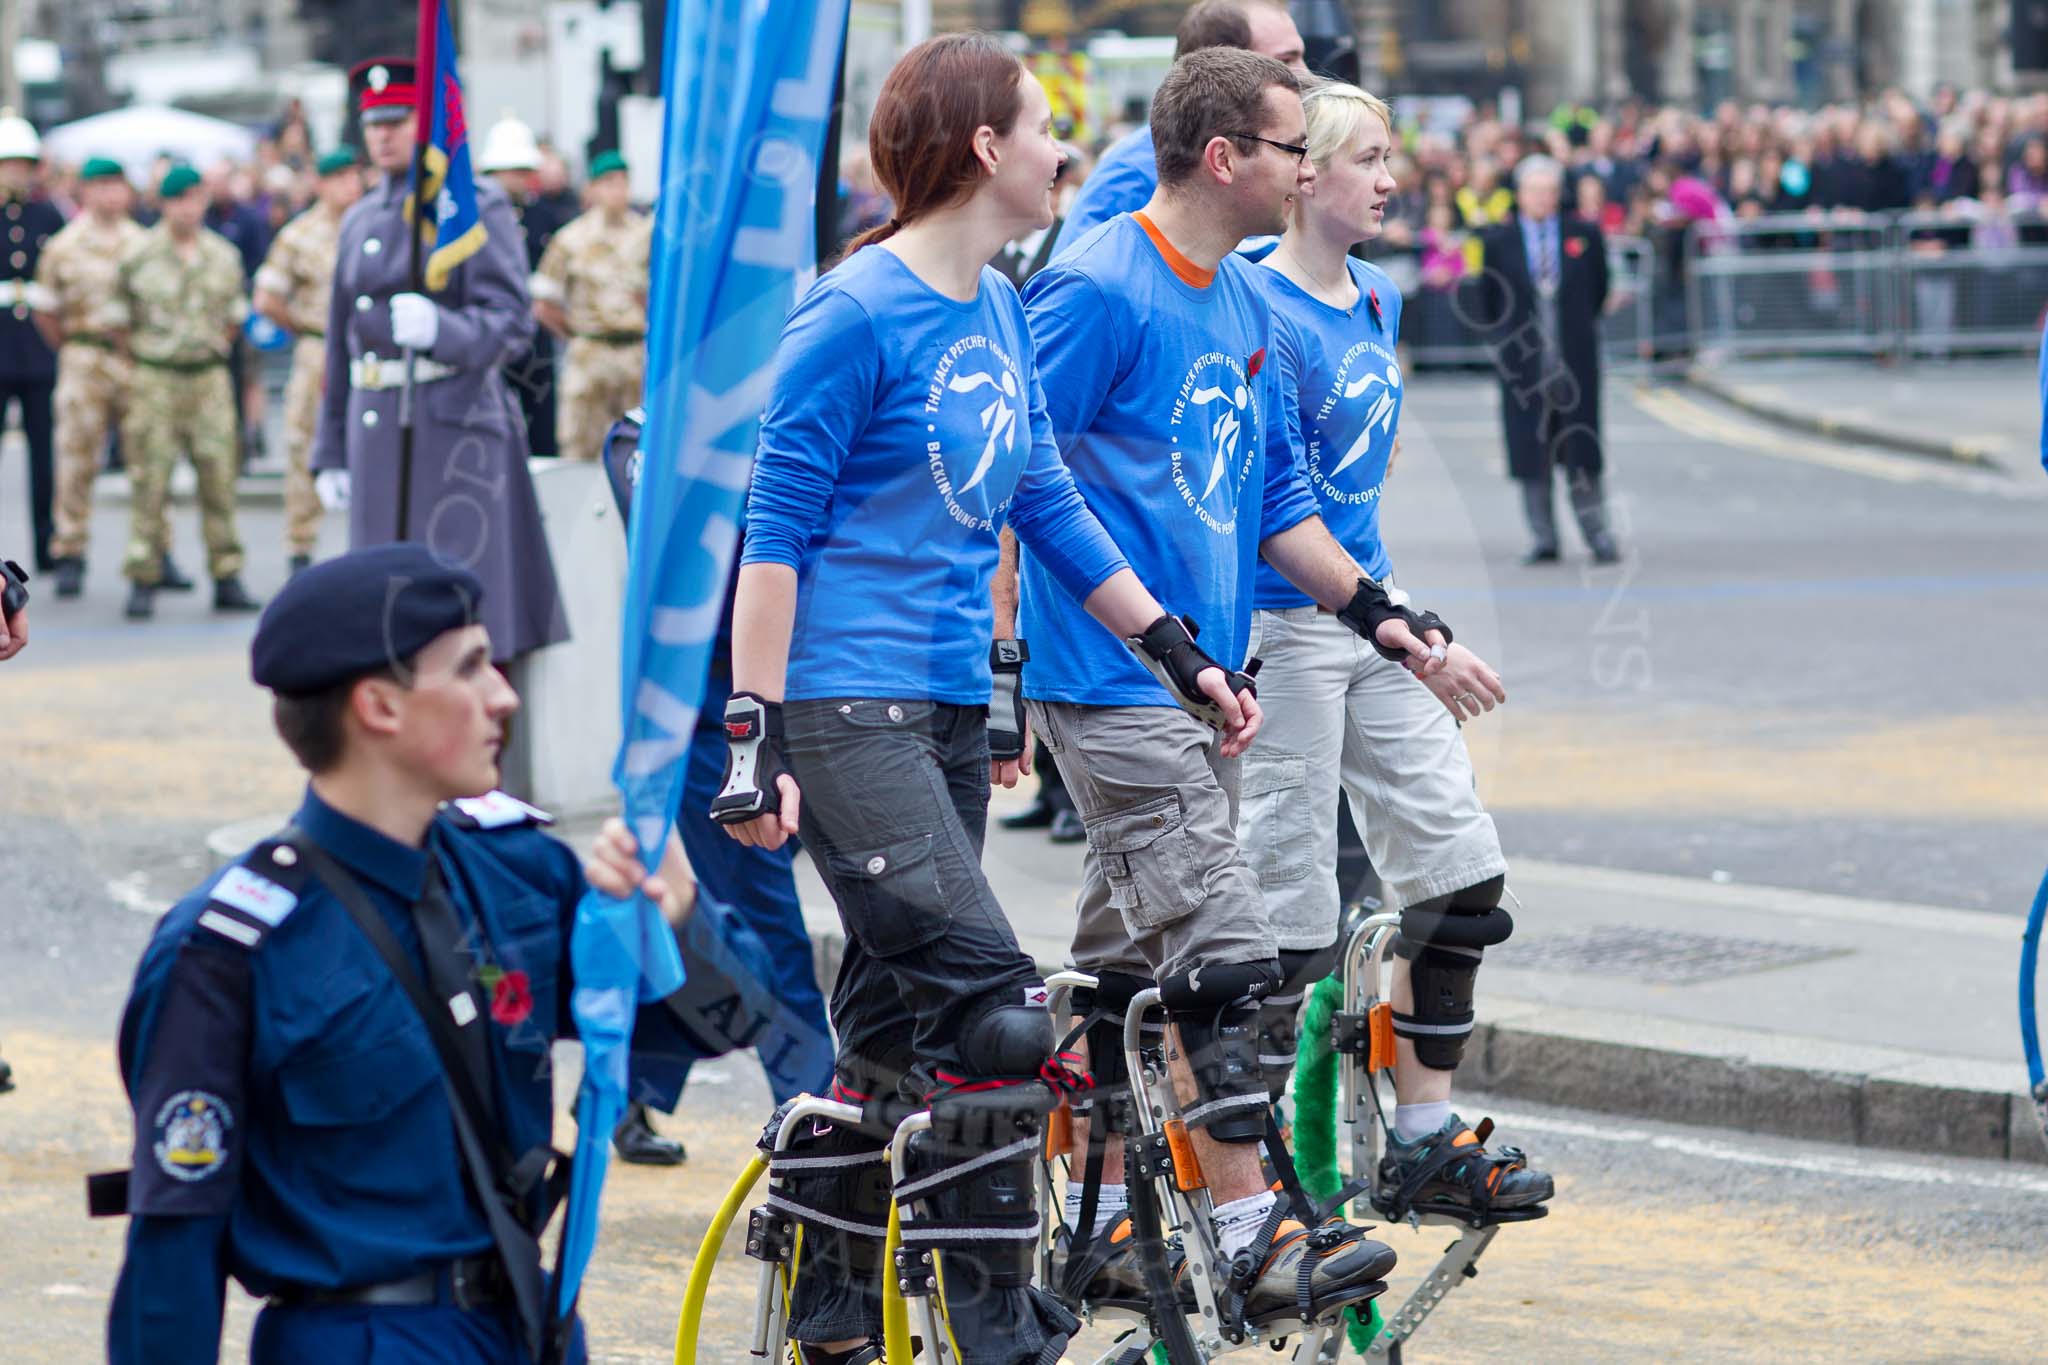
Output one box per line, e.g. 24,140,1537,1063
1169,350,1260,536
925,334,1024,532
1311,338,1401,506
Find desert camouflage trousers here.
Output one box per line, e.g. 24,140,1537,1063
49,341,130,561
123,361,243,585
557,335,644,463
281,334,326,555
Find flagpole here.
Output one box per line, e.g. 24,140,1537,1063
398,0,438,542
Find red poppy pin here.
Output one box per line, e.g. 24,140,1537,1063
1247,347,1266,378
1564,236,1586,259
487,969,533,1026
1367,288,1384,330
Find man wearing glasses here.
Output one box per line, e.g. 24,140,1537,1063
999,48,1446,1326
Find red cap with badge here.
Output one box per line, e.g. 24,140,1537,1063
349,56,418,126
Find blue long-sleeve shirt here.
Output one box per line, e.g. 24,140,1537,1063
1018,213,1319,706
1049,125,1157,264
1251,257,1404,607
742,244,1127,703
107,789,704,1365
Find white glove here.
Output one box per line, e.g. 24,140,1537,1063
315,469,352,511
389,292,440,352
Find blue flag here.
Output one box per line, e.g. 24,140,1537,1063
408,0,487,290
552,0,849,1325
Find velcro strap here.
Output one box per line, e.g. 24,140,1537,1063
892,1134,1036,1203
1390,1009,1474,1040
764,1189,887,1239
895,1214,1041,1247
768,1147,888,1174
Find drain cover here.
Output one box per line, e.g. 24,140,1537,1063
1489,925,1847,984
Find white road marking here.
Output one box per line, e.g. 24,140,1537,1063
1629,386,2048,499
1495,1109,2048,1196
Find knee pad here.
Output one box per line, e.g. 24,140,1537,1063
956,996,1056,1081
1392,876,1510,1071
1258,943,1339,1101
1068,970,1154,1133
1159,959,1280,1144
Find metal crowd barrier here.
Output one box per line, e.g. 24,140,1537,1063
1389,210,2048,370
1684,209,2048,361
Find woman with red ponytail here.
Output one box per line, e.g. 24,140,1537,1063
713,33,1236,1365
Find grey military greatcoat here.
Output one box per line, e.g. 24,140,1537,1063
311,173,568,659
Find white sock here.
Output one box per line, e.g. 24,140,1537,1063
1062,1182,1128,1237
1213,1190,1278,1260
1394,1100,1454,1143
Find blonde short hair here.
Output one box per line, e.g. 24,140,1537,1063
1301,81,1394,169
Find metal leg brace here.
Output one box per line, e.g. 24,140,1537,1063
1334,914,1536,1360
745,1095,871,1364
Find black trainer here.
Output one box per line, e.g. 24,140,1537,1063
1050,1215,1165,1313
612,1101,685,1166
1373,1114,1553,1225
53,558,84,597
159,553,195,592
1218,1209,1395,1330
124,583,155,620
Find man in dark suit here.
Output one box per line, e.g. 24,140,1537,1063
1465,155,1619,564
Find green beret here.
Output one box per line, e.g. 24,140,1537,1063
316,148,360,177
80,156,125,183
589,150,627,180
159,164,200,199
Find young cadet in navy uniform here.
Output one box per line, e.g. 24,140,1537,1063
102,544,706,1365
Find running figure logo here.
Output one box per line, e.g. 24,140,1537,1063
1168,348,1259,536
1330,360,1400,479
1188,381,1251,499
925,333,1027,533
945,369,1019,495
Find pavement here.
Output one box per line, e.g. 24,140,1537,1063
1684,353,2041,468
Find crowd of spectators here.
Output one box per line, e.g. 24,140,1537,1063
835,80,2048,363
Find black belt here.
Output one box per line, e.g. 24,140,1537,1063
134,354,225,373
575,330,645,345
63,333,116,351
269,1254,510,1312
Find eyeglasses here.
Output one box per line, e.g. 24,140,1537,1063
1228,132,1310,165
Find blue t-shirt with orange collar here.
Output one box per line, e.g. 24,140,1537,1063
1018,212,1319,707
1250,256,1403,607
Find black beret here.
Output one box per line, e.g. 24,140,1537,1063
251,545,485,695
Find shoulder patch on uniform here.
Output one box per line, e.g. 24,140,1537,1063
446,791,554,830
151,1090,233,1183
195,839,309,949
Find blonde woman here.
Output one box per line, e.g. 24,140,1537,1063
1243,83,1553,1222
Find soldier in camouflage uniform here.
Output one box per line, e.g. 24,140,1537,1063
32,158,153,597
113,165,260,620
253,148,363,574
531,151,649,462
